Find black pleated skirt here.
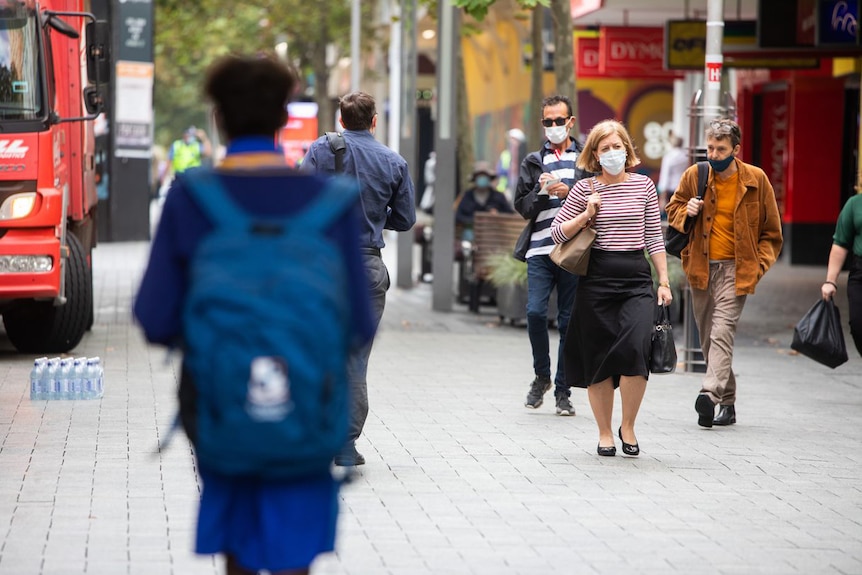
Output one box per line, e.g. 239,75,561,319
564,249,655,388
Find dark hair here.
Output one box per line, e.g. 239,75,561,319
705,117,741,148
339,92,377,130
204,54,296,141
541,95,573,118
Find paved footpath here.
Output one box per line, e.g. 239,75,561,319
0,241,860,575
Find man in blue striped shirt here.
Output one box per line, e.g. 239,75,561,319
513,95,590,416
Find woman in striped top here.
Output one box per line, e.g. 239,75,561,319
551,120,673,458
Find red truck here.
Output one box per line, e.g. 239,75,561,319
0,0,108,353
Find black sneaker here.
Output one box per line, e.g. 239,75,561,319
555,395,575,416
525,376,552,409
334,444,365,466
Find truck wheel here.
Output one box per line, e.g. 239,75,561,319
3,234,93,353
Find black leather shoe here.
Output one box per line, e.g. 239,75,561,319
695,394,715,428
597,444,616,457
334,445,365,467
713,405,736,426
618,427,639,456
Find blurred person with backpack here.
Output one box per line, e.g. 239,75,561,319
302,92,416,467
134,55,375,575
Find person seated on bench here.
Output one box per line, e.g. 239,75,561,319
455,161,514,241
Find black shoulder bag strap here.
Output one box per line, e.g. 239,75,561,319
325,131,346,173
685,161,709,231
695,161,708,201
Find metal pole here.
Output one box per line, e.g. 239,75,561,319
351,0,361,91
703,0,724,123
396,0,417,289
431,0,458,311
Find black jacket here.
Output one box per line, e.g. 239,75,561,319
512,139,590,261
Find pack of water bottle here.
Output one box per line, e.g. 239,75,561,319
29,356,104,400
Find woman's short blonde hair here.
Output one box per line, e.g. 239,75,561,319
576,119,641,173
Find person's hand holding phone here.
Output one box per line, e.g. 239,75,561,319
539,174,563,196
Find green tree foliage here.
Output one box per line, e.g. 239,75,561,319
453,0,547,20
153,0,378,147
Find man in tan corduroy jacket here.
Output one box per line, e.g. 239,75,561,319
666,118,783,429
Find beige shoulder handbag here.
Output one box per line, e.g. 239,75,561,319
549,178,597,275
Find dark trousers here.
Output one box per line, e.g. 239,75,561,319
526,254,579,396
346,254,390,446
849,254,862,357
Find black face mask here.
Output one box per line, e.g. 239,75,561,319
708,155,734,172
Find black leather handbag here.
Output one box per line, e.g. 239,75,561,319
649,305,677,374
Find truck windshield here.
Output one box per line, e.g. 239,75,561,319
0,4,42,121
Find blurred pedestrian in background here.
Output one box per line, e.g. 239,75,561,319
497,128,526,201
657,134,689,217
455,161,514,241
168,125,212,178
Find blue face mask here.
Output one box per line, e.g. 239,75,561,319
708,154,734,173
475,176,491,188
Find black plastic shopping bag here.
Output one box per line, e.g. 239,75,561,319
791,299,848,369
649,305,677,374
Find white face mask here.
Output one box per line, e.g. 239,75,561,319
599,149,627,175
544,125,569,145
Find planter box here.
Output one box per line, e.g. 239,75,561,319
496,283,558,326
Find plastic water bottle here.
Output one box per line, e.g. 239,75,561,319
45,358,61,399
94,357,104,398
58,358,74,399
86,357,104,399
29,357,48,400
71,357,86,399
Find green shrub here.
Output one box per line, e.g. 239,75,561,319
487,253,528,287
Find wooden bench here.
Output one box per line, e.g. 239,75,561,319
466,212,527,312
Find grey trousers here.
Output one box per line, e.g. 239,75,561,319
346,255,390,446
690,260,747,406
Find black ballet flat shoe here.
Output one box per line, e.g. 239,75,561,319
597,444,616,457
618,427,640,457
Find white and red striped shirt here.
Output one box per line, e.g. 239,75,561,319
551,173,665,255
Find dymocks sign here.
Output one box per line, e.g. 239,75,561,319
598,27,682,79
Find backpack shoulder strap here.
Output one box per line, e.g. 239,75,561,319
696,161,709,199
181,168,248,229
325,132,347,173
300,177,361,233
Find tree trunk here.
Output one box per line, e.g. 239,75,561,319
550,0,577,136
528,5,544,151
456,40,473,199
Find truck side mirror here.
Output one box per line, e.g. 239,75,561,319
86,21,111,84
83,86,105,115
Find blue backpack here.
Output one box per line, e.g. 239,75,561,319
179,169,359,479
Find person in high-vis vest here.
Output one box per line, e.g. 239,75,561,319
168,126,212,177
